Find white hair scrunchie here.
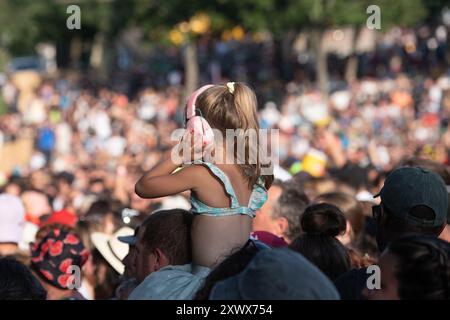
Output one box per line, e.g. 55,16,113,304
226,82,235,94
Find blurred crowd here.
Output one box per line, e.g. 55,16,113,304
1,25,450,300
0,75,193,299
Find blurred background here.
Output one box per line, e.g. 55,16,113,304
1,0,450,299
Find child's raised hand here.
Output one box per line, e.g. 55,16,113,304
176,130,207,164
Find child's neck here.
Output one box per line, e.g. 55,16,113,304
212,146,235,165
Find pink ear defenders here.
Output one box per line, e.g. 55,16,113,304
185,84,215,149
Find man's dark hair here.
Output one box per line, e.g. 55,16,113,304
273,183,309,240
387,235,450,299
140,209,193,266
0,257,47,300
290,203,351,281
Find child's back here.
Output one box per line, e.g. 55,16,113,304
190,162,263,267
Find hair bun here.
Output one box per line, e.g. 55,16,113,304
301,203,347,237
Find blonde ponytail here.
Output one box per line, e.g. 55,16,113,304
197,82,274,189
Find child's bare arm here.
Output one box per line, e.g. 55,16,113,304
135,156,200,198
136,130,210,198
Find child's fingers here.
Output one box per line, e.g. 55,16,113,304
202,142,215,162
178,131,202,163
191,135,205,162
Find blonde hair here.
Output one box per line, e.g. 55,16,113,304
196,82,273,189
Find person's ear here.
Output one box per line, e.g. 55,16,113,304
345,221,353,240
153,248,170,271
437,223,446,237
276,217,289,237
337,221,352,246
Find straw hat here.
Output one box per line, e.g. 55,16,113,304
91,227,134,274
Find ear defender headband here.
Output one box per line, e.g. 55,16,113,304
185,84,215,149
185,84,215,120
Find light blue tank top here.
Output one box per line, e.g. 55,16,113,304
190,161,268,218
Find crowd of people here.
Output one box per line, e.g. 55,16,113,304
1,25,450,299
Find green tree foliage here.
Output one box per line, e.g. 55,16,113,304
0,0,437,89
0,0,63,55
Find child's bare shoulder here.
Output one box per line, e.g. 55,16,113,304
181,163,213,176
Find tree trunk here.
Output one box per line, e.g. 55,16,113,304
280,30,296,80
345,27,361,84
90,33,104,70
102,40,115,83
447,26,450,67
311,29,328,101
184,41,199,101
90,32,115,83
69,36,83,69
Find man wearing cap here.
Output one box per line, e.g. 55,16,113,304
0,194,28,263
334,166,448,300
373,166,447,250
400,157,450,243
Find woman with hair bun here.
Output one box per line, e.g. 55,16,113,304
289,203,351,281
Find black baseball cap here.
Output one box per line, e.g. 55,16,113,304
375,166,448,227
